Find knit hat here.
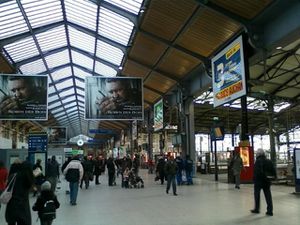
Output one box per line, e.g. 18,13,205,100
41,181,51,191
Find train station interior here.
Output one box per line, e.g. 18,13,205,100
1,0,300,224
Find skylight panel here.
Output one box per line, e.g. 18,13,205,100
48,101,61,109
51,67,72,82
36,26,67,52
62,96,76,104
73,66,92,80
0,0,29,39
72,50,93,71
77,88,85,96
68,26,95,54
94,61,117,77
104,0,144,15
65,101,77,109
48,85,56,95
54,111,66,117
98,7,134,45
19,59,47,74
48,94,59,103
55,79,74,90
77,95,84,102
75,78,85,89
78,101,84,108
3,36,39,62
58,87,75,98
65,0,97,31
96,40,124,65
22,0,63,29
45,50,70,69
66,107,76,113
51,107,64,114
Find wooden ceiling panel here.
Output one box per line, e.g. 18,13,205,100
144,88,161,103
141,0,198,41
177,8,241,57
157,48,201,78
129,33,168,66
144,71,176,93
211,0,273,20
123,59,150,78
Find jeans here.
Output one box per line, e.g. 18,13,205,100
69,181,79,204
186,170,193,184
176,170,182,185
166,175,176,194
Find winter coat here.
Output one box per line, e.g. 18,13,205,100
32,190,60,219
232,155,243,176
165,160,177,176
253,155,276,185
63,159,84,182
5,162,34,225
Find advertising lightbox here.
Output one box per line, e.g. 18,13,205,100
211,35,247,107
154,99,163,131
85,77,143,120
0,74,48,120
48,127,67,145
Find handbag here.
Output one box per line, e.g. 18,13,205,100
0,173,17,204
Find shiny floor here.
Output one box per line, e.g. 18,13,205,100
1,170,300,225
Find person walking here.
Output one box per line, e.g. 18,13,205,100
231,153,244,189
185,155,193,185
0,160,8,210
5,159,34,225
175,155,184,185
80,156,94,189
32,181,60,225
33,159,45,196
251,149,276,216
46,156,60,193
106,156,116,186
165,155,177,196
156,156,166,185
63,155,83,206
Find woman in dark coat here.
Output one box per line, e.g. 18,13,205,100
5,160,34,225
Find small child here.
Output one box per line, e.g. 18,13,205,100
32,181,60,225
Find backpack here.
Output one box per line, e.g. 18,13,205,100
40,200,56,221
65,168,80,182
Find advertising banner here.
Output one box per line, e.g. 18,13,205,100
154,99,163,131
85,77,143,120
0,74,48,120
48,127,67,145
211,35,247,107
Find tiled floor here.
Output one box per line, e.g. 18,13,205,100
1,170,300,225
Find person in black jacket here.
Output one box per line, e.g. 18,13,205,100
106,156,116,186
251,149,276,216
46,156,60,192
32,181,60,225
5,159,34,225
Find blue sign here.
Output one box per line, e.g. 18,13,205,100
89,129,116,134
28,134,48,152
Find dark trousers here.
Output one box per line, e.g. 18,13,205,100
40,219,53,225
108,172,115,186
95,174,100,184
166,175,177,194
254,183,273,213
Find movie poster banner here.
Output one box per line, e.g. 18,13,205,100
154,99,163,131
211,35,247,107
48,127,67,144
85,77,143,120
0,74,48,120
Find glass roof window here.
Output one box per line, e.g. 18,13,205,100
55,79,74,90
3,36,39,62
74,66,92,81
68,26,95,54
51,107,64,114
36,26,67,52
77,95,84,102
104,0,144,15
54,111,66,118
94,61,117,77
96,40,124,65
71,50,94,71
78,101,84,108
19,59,47,74
62,96,76,104
48,94,59,103
48,85,56,95
77,88,85,97
65,0,97,31
45,50,70,69
75,78,85,89
0,0,29,39
51,67,72,81
59,87,75,98
98,7,134,46
48,101,61,109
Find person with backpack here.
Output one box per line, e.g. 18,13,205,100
251,149,276,216
32,181,60,225
63,155,83,206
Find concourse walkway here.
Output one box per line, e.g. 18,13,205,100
1,170,299,225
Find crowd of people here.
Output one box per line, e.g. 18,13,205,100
0,148,278,224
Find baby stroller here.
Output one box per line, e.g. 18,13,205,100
128,170,144,188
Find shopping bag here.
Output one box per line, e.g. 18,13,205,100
0,173,17,204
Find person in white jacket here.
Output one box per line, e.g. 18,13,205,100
63,155,84,205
